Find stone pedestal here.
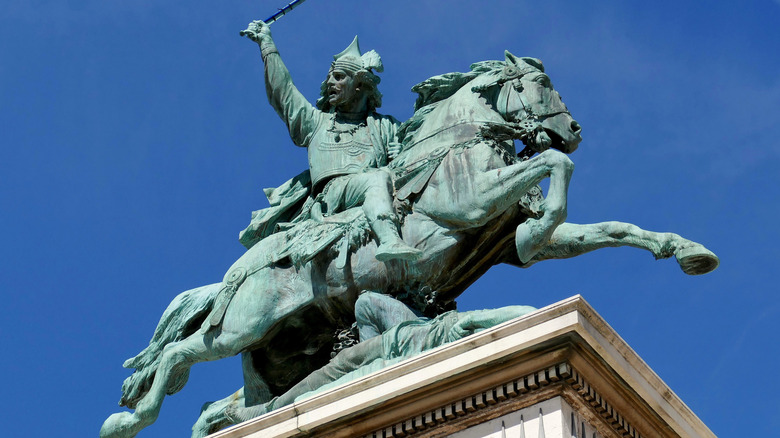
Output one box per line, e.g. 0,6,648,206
208,296,714,438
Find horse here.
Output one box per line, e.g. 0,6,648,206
101,51,718,438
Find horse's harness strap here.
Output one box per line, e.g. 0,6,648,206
403,119,500,151
504,79,570,122
203,266,249,332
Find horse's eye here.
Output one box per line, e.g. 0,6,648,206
535,76,549,86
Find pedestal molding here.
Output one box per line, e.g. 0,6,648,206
209,296,714,438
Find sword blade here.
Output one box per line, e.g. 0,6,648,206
263,0,308,24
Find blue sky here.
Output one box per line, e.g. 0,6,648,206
2,1,779,436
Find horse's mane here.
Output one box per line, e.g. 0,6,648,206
398,60,505,146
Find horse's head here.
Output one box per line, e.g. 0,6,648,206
474,51,582,154
399,52,582,161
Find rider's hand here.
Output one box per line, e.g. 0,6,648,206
448,314,476,340
387,142,402,161
240,20,272,44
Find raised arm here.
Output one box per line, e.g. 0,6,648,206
241,20,320,147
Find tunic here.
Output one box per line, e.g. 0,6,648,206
263,51,400,191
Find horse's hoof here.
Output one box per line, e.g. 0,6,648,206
675,244,719,275
100,412,139,438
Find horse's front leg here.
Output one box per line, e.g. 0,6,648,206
526,221,719,275
471,149,574,262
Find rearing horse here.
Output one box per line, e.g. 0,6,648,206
101,51,717,438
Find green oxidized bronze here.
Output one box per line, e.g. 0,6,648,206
100,18,719,438
243,20,419,263
193,292,537,429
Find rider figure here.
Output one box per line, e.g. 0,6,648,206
243,20,421,262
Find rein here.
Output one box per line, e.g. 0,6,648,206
496,77,570,157
402,119,501,151
392,65,571,199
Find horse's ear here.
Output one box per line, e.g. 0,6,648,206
504,51,545,73
521,57,545,73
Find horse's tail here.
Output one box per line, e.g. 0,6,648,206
118,283,222,408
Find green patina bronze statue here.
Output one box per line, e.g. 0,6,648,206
240,21,420,262
192,292,537,433
100,16,719,438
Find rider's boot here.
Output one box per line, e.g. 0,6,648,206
372,216,422,262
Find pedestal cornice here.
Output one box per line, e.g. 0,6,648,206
209,296,714,438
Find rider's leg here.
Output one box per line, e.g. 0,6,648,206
342,170,422,261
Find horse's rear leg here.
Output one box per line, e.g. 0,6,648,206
192,387,245,438
527,221,719,275
101,332,242,438
192,349,274,436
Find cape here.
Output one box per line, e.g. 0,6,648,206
239,169,312,250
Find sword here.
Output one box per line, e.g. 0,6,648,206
239,0,308,35
240,0,308,37
263,0,308,24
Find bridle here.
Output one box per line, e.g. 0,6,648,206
492,68,571,157
401,63,572,160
